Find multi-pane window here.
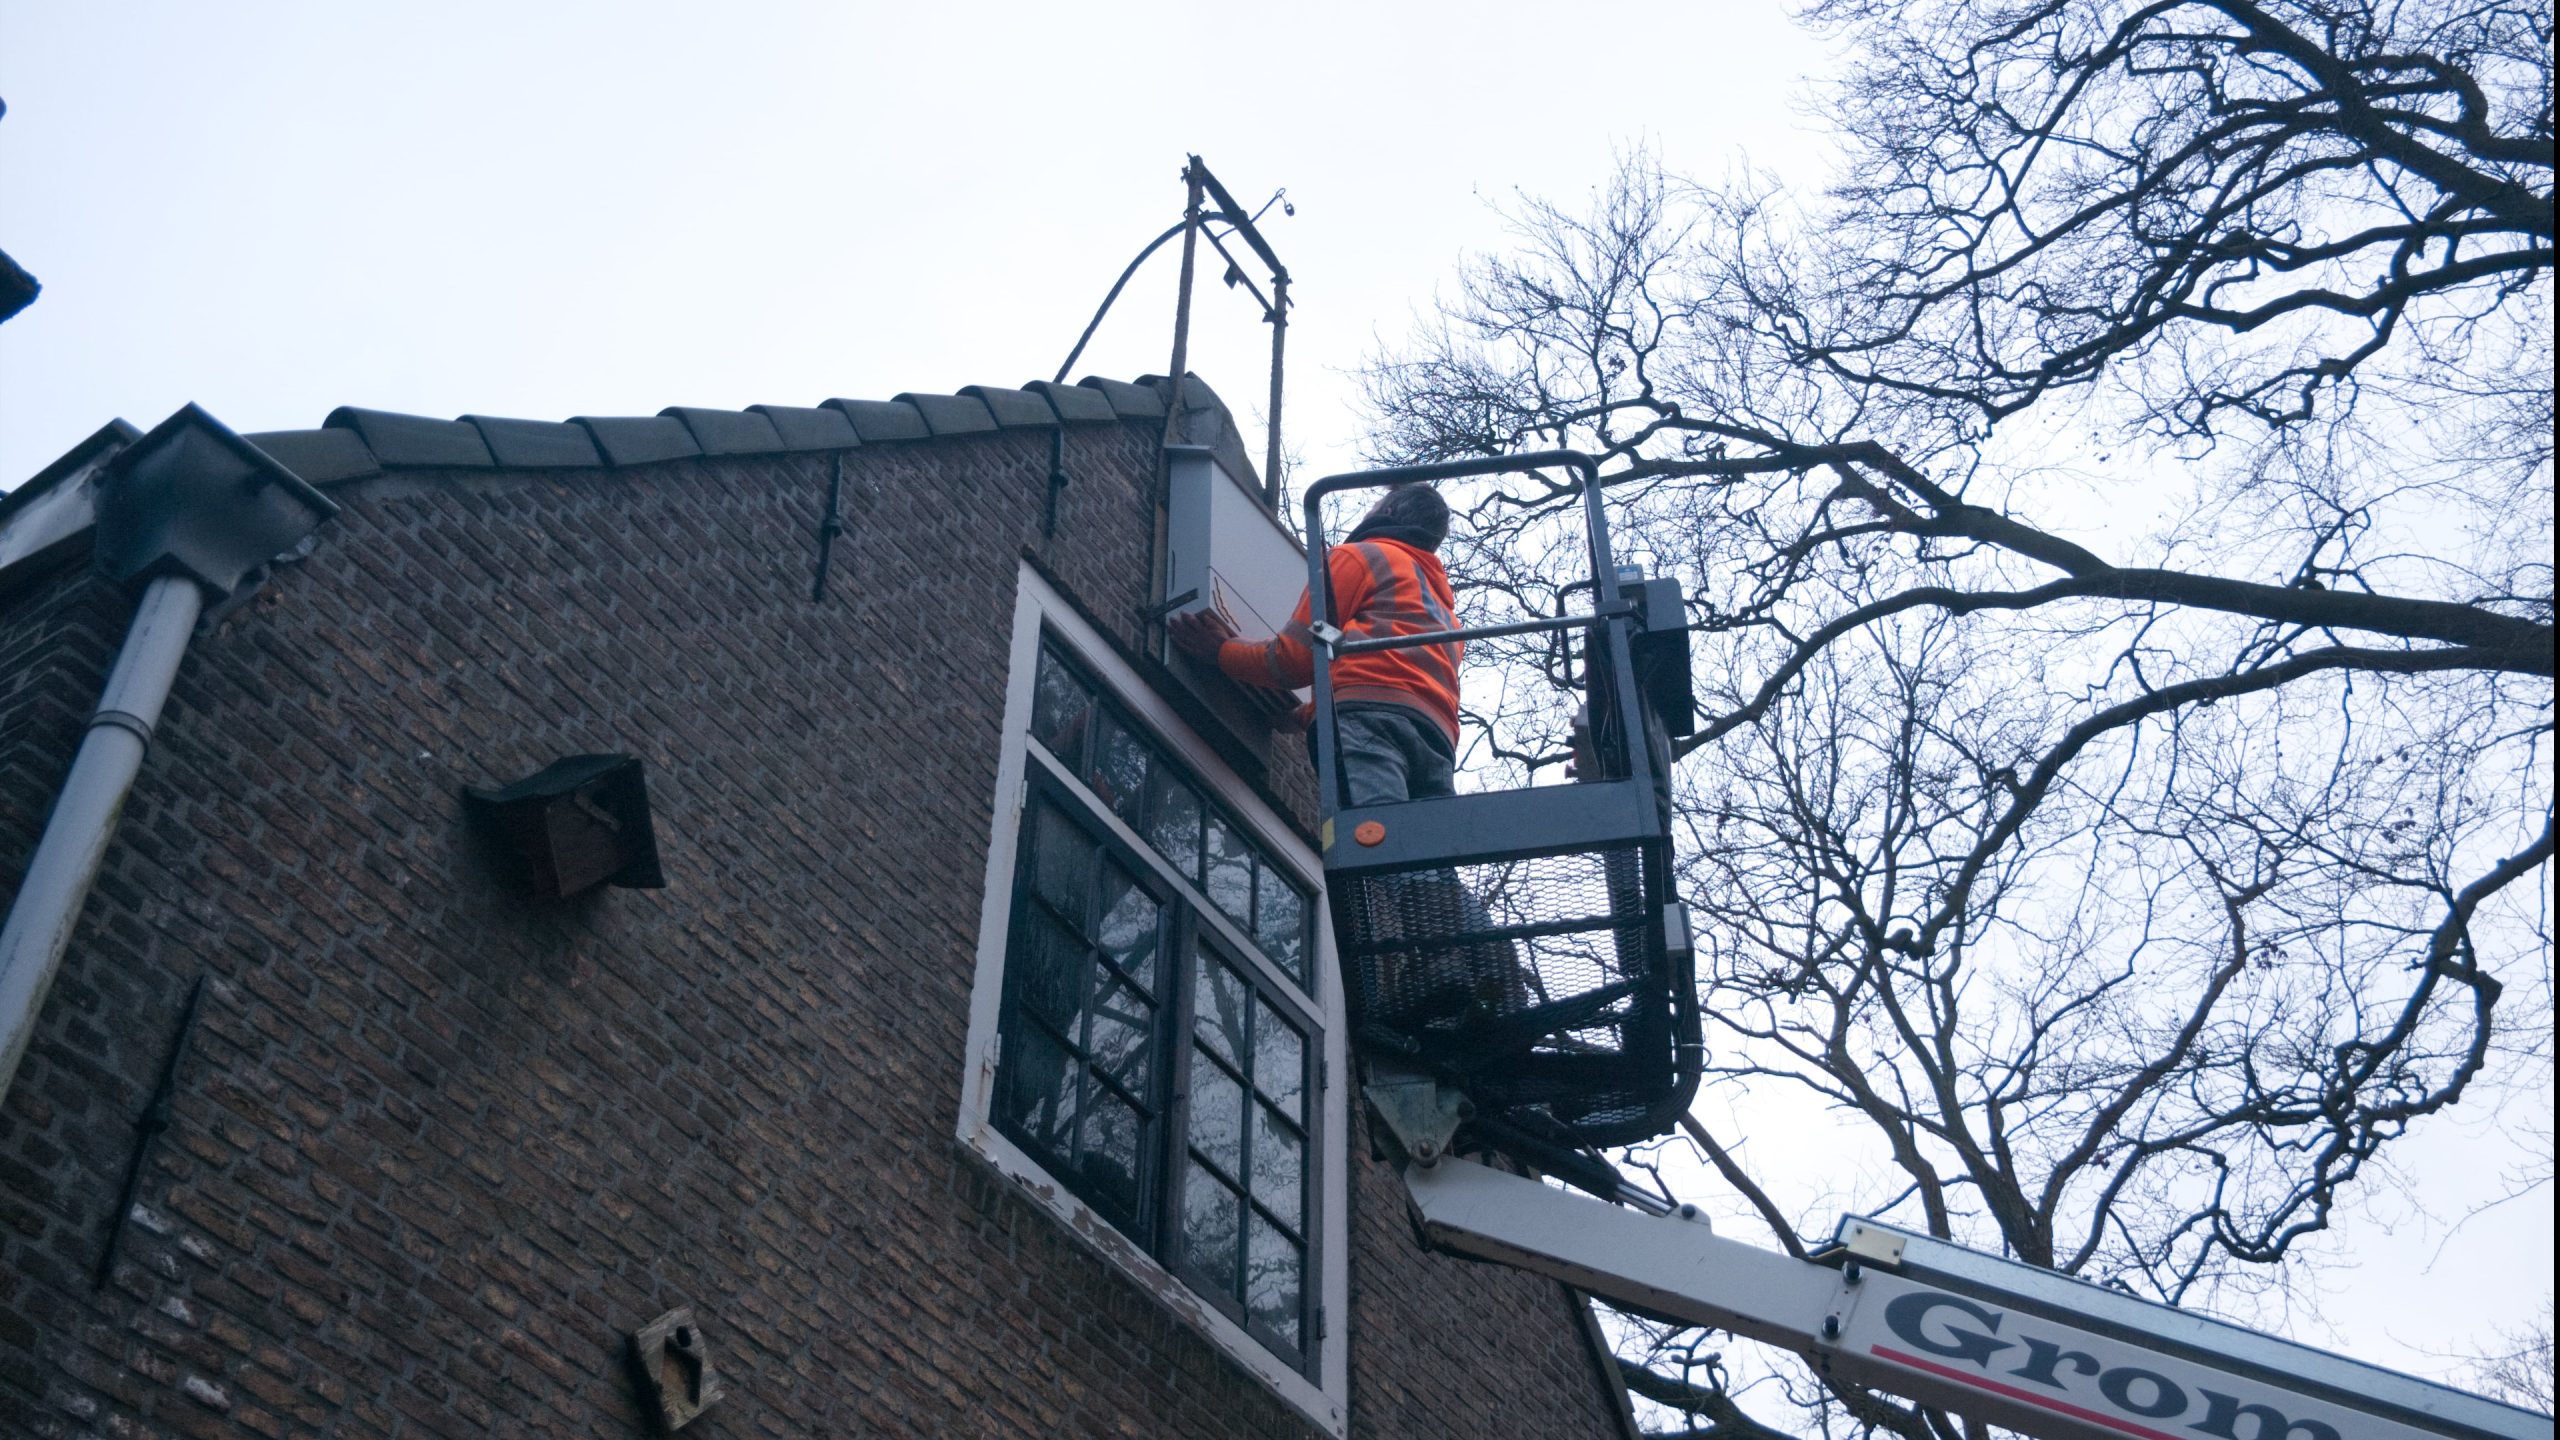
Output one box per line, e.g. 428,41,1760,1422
993,635,1331,1363
1031,644,1313,985
999,637,1322,1374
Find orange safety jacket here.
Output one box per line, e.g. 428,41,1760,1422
1217,537,1463,742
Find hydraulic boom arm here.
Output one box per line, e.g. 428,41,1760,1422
1400,1154,2549,1440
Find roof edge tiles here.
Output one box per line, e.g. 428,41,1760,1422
824,398,930,443
6,372,1248,595
959,385,1059,430
572,415,702,468
750,404,861,451
663,407,788,456
1024,381,1118,425
246,427,384,484
1076,376,1168,420
325,407,496,469
1136,373,1224,412
893,392,998,437
463,416,604,469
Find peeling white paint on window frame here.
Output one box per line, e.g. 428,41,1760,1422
958,561,1351,1437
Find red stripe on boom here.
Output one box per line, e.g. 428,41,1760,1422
1868,1346,2189,1440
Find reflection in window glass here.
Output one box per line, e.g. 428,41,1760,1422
1000,1025,1077,1155
1145,770,1204,886
1189,1054,1245,1178
1032,806,1096,918
1031,647,1092,762
999,798,1165,1238
1082,1088,1144,1220
1203,810,1256,933
1094,864,1162,993
1087,980,1156,1095
1012,908,1085,1035
1253,867,1307,983
1002,636,1321,1377
1090,713,1152,825
1253,1012,1305,1122
1248,1214,1303,1348
1183,1166,1242,1290
1251,1104,1303,1231
1036,641,1308,991
1194,953,1247,1067
1177,952,1310,1354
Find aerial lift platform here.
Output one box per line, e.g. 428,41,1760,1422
1301,455,2552,1440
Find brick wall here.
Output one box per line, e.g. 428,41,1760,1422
0,416,1624,1438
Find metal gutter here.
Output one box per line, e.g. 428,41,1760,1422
0,404,335,1104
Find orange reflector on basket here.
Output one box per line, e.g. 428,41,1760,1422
1354,821,1387,846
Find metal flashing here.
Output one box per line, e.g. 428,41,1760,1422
324,407,496,469
1075,376,1168,419
243,428,381,485
1025,380,1118,425
0,419,142,525
823,398,931,443
1138,372,1222,411
959,385,1058,430
749,404,861,451
95,403,339,594
572,416,703,468
894,392,998,436
663,407,787,456
463,416,605,470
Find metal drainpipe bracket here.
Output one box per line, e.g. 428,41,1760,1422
93,403,338,599
1364,1067,1473,1168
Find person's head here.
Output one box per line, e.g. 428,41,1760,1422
1355,482,1451,551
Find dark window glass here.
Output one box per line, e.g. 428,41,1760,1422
1254,867,1308,983
1248,1214,1303,1348
998,795,1167,1238
1202,809,1256,933
1089,712,1152,826
1032,639,1309,989
1031,646,1093,763
1003,638,1320,1376
1146,770,1204,886
1175,949,1311,1356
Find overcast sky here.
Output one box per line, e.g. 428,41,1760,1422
2,0,2546,1396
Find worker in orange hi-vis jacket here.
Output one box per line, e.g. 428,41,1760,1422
1168,482,1462,808
1173,482,1517,1027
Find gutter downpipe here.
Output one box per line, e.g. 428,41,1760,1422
0,576,204,1095
0,403,335,1106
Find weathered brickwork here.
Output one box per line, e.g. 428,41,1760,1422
0,409,1624,1437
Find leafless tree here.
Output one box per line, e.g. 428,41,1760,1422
2463,1311,2557,1416
1358,3,2552,1435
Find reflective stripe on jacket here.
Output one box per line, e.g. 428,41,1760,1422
1216,538,1463,742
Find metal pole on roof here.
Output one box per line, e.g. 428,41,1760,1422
1265,270,1289,512
1162,162,1205,451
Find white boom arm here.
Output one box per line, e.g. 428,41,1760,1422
1403,1155,2550,1440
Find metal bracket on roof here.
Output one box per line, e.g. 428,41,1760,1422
1042,427,1071,538
811,453,847,602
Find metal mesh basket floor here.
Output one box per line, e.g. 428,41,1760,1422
1335,842,1676,1137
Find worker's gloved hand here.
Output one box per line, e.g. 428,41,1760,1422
1167,607,1237,661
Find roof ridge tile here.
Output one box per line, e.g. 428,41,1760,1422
662,407,787,457
325,407,495,469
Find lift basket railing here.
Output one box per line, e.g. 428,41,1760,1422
1304,452,1700,1148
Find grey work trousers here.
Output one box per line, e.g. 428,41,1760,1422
1319,702,1456,807
1320,704,1520,1025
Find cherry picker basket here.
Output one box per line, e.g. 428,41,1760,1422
1305,453,1701,1150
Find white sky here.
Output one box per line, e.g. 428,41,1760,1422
2,0,2546,1404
